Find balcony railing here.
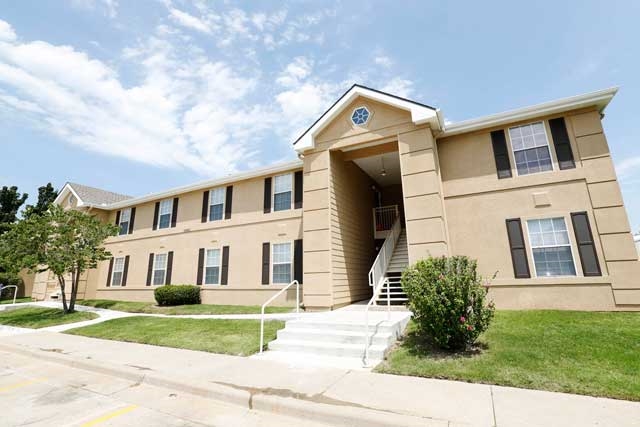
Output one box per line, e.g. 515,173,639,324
373,205,399,240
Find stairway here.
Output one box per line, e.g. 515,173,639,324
376,229,408,305
266,308,411,365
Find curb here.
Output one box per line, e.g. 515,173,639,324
0,341,445,427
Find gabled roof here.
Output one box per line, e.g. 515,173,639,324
54,182,132,208
293,84,443,152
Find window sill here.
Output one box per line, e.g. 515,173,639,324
489,275,610,287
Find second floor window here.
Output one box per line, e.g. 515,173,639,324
273,173,292,212
158,199,173,229
204,248,221,285
209,188,225,221
509,122,553,176
152,253,168,285
111,257,125,286
118,208,131,235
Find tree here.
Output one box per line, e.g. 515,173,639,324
0,186,28,235
23,183,58,219
0,205,118,313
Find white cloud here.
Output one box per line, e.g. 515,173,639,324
380,77,414,98
169,8,212,34
70,0,118,18
0,20,16,42
374,55,393,68
276,57,313,87
615,156,640,180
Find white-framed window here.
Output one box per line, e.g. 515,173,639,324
111,257,125,287
204,248,221,285
209,188,225,222
526,217,576,277
272,242,292,284
68,194,77,207
273,173,292,212
158,199,173,229
152,253,168,285
118,208,131,235
509,122,553,176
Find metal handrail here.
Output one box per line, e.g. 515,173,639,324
0,285,18,305
373,205,399,232
368,217,401,288
363,277,391,367
259,280,300,354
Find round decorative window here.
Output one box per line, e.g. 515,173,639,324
351,106,370,126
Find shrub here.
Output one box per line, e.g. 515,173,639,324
154,285,201,306
0,272,24,299
401,256,495,351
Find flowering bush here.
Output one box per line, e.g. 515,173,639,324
401,256,495,351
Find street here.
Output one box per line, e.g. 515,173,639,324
0,350,330,427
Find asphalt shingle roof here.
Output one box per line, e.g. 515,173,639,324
67,182,132,206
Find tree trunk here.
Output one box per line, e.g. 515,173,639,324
69,268,79,313
57,275,69,313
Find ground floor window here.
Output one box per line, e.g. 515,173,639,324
204,248,221,285
152,253,168,285
111,257,125,286
272,242,292,283
526,217,576,277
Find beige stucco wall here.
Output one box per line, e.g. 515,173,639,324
329,150,376,306
438,109,640,310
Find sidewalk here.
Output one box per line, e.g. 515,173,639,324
0,331,637,427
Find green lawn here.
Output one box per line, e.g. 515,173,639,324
65,316,284,356
0,297,33,304
78,299,293,315
376,311,640,401
0,307,98,329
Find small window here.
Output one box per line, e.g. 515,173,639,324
68,194,77,207
209,188,225,222
152,253,168,285
509,122,553,176
351,106,370,126
118,208,131,235
111,257,125,287
527,217,576,277
273,173,292,212
204,249,221,285
158,199,173,229
272,242,292,284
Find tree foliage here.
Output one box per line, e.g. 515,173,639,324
23,183,58,219
0,186,28,235
0,205,118,313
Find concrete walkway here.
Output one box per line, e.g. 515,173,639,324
0,331,637,427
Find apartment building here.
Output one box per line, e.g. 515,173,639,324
31,85,640,311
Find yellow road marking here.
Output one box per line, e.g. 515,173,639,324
0,377,47,392
80,405,138,427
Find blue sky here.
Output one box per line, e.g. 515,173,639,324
1,1,639,230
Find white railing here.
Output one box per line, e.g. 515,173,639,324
373,205,399,237
363,277,391,367
259,280,300,354
368,216,401,288
0,285,18,305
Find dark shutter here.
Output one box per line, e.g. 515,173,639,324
165,251,173,285
261,242,270,284
106,257,114,287
146,253,154,286
128,208,136,234
201,191,209,223
294,171,303,209
571,212,602,276
294,239,303,284
115,210,121,226
152,202,160,230
221,246,230,285
549,117,576,170
263,177,272,214
122,255,130,286
225,186,233,219
506,219,531,278
491,130,512,179
170,198,179,228
196,248,205,285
